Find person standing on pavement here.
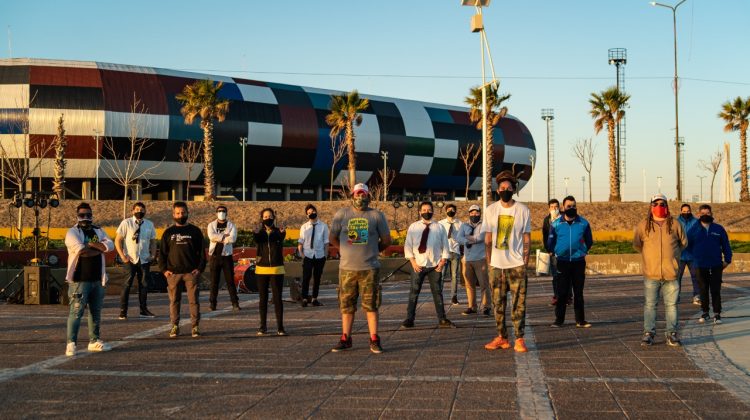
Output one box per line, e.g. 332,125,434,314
677,204,701,306
542,198,569,307
252,208,287,336
115,202,156,320
688,205,732,325
329,183,391,354
402,201,455,329
160,201,206,339
481,170,532,353
207,205,240,312
547,196,593,328
633,194,687,347
456,204,491,317
64,203,114,356
297,204,329,307
438,204,463,305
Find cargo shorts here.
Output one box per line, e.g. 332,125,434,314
338,269,381,314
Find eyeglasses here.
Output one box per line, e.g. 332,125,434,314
651,202,667,208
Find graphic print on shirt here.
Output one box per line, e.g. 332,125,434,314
171,233,193,245
495,214,514,250
347,218,369,245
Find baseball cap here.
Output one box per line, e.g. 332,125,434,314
352,183,369,195
650,193,668,203
468,204,481,212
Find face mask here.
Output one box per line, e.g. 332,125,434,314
134,211,145,220
174,216,188,225
446,210,456,218
499,190,514,203
262,218,275,227
77,218,92,228
217,212,227,221
699,215,714,224
564,208,577,218
550,209,560,219
469,215,481,224
308,212,317,220
651,206,668,219
421,212,433,221
352,196,370,210
680,213,692,220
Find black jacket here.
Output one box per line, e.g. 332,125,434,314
542,215,553,253
159,224,206,274
253,227,286,268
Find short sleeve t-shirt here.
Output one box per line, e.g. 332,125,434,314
331,206,389,271
480,201,531,269
74,227,103,282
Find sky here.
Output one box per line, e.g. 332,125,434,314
3,0,749,202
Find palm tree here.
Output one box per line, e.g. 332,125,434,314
326,90,370,191
175,80,230,201
52,114,67,199
589,86,630,202
719,96,750,202
465,84,510,203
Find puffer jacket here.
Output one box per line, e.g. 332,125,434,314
633,217,687,280
253,227,286,268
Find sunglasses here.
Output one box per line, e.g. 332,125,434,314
651,202,667,208
78,212,93,218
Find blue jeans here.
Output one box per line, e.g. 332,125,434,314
67,281,105,344
677,259,699,298
442,252,461,297
643,279,679,336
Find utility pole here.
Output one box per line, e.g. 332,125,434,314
381,150,389,201
239,136,248,201
93,129,100,200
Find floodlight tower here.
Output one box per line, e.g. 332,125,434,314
541,108,555,202
608,48,627,184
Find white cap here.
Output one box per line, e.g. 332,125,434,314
650,193,668,203
352,183,369,195
468,204,481,212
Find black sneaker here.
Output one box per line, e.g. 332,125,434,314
139,309,156,318
576,321,592,328
311,299,323,307
666,332,682,347
714,314,722,324
300,299,308,308
550,322,563,328
698,313,710,324
451,295,459,305
369,335,383,354
401,319,415,328
482,307,492,317
641,332,654,346
118,311,127,320
438,318,456,328
257,328,268,336
277,329,288,336
461,308,477,316
331,335,352,352
209,305,217,311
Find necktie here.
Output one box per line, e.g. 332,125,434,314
308,223,316,251
448,222,454,239
418,223,430,254
467,225,476,249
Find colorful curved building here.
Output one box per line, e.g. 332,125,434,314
0,58,535,201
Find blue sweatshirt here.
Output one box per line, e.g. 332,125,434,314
677,215,699,261
547,215,594,262
687,222,732,268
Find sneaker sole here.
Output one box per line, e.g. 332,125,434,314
331,347,352,353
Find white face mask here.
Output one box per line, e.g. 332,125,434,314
550,209,560,219
217,212,227,221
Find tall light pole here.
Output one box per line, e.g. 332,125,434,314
651,0,687,201
657,176,663,193
381,150,389,201
541,109,555,202
93,129,100,200
697,175,706,201
563,177,570,196
239,136,248,201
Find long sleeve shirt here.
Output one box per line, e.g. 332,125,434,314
159,224,206,274
455,221,485,262
438,217,463,254
207,220,237,257
65,224,114,285
687,222,732,268
404,220,450,268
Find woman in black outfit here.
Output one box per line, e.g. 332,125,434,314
252,208,287,336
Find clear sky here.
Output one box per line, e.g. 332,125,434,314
3,0,749,202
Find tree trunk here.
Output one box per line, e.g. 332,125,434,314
122,185,128,220
329,166,335,201
588,171,593,203
709,174,715,203
465,166,470,199
346,124,356,190
186,168,191,201
202,121,216,201
607,121,621,201
740,127,749,202
485,122,494,204
53,115,67,199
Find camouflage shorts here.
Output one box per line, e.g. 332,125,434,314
338,269,381,314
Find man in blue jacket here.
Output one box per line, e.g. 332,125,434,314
547,196,594,328
677,204,700,305
687,204,732,324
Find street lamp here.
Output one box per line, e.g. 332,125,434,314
651,0,687,201
563,177,570,196
239,136,248,201
541,109,554,202
657,176,663,193
381,150,389,201
93,129,101,200
697,175,706,201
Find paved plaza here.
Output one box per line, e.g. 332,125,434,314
1,273,750,419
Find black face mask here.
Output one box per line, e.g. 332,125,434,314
446,211,456,218
469,215,481,224
262,218,275,227
174,216,188,225
421,212,433,221
134,211,145,220
564,208,577,218
499,190,514,203
700,215,714,224
680,213,692,220
308,213,317,220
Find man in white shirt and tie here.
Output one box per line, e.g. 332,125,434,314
115,202,156,319
297,204,330,307
438,204,463,305
402,201,455,329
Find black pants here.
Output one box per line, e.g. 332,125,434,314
120,262,149,312
555,259,586,324
406,267,447,322
301,257,326,300
257,274,284,330
697,266,723,315
209,255,239,309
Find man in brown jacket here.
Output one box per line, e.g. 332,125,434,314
633,193,687,347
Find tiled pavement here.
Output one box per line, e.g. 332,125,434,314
1,273,749,419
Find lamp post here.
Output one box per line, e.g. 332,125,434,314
697,175,706,201
563,177,570,196
657,176,663,193
239,136,248,201
651,0,687,201
381,150,389,201
541,109,554,202
93,129,100,200
581,176,586,199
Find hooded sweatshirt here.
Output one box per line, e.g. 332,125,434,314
633,217,687,280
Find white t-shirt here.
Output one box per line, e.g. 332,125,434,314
480,201,531,269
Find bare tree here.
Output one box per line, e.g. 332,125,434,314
571,137,597,202
459,143,482,199
178,139,202,201
100,95,163,219
698,149,724,203
329,133,347,201
52,114,67,199
377,167,395,202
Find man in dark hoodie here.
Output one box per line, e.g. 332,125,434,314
160,201,206,339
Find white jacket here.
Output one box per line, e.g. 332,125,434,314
207,220,237,257
65,224,114,285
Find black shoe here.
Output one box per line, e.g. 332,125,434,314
257,328,268,336
641,332,654,346
118,310,127,320
331,335,352,352
714,314,723,324
301,299,308,308
482,307,491,317
401,319,415,328
550,322,563,328
311,299,323,307
461,307,476,316
139,309,156,318
666,332,682,347
209,305,217,311
439,319,456,328
576,321,592,328
369,335,383,354
451,295,459,305
277,329,288,336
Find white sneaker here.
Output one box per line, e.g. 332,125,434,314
87,340,112,352
65,342,76,357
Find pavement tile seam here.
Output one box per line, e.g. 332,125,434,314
514,323,555,420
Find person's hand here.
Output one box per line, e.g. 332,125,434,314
279,226,286,233
411,261,422,273
164,270,173,277
436,260,446,273
88,242,106,252
723,261,730,269
253,225,262,234
191,269,200,277
121,255,131,264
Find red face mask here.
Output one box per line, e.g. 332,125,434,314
651,206,669,218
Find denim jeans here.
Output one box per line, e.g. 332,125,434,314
442,252,461,297
643,279,679,336
677,259,699,298
407,267,447,321
67,281,105,344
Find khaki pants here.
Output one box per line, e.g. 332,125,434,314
489,266,527,339
167,273,200,327
463,259,491,310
